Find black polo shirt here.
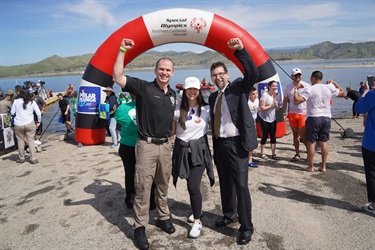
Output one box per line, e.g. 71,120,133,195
346,90,361,102
123,76,176,138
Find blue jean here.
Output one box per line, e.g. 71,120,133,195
109,117,118,144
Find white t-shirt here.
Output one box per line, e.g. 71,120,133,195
248,98,259,121
10,98,41,126
174,104,210,142
284,81,310,114
300,83,339,118
259,92,280,123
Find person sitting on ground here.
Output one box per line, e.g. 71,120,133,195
65,83,74,97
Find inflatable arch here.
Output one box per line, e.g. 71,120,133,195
75,8,286,145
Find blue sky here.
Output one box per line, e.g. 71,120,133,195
0,0,374,66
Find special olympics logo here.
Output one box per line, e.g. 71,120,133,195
190,17,206,33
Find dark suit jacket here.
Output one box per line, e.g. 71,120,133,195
209,48,259,152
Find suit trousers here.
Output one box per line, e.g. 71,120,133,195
213,136,254,232
133,138,173,229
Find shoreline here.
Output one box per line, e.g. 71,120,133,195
1,60,374,79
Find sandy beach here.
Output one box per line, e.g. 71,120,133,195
1,117,374,250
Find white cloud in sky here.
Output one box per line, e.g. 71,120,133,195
60,0,117,27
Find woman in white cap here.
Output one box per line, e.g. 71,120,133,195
172,76,215,239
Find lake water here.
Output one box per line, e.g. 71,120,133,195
1,58,374,136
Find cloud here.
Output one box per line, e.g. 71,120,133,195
60,0,116,26
207,2,341,29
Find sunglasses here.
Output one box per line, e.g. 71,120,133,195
187,108,195,120
293,73,302,77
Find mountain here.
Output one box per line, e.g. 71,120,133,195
0,41,374,78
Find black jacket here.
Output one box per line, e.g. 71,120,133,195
172,135,215,187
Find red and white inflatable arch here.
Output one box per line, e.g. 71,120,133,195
75,8,285,145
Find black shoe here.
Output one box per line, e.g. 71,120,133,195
134,226,149,250
215,216,238,227
125,200,133,209
237,231,252,245
155,219,175,234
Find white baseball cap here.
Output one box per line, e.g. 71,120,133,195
184,77,201,89
291,68,302,75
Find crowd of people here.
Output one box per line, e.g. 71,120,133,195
1,37,373,249
110,36,374,250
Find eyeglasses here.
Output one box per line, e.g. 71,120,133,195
293,74,302,77
187,108,195,120
211,72,226,78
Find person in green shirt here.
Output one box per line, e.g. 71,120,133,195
70,91,78,116
115,93,155,210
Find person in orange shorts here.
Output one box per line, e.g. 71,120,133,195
282,68,310,161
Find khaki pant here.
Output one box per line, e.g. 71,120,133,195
14,121,37,162
133,138,173,229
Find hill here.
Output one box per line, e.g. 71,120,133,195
0,41,374,78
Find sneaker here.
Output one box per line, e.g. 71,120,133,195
110,143,118,148
248,162,258,168
188,221,202,238
364,203,375,216
30,159,39,164
187,212,204,223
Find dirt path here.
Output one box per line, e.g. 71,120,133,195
1,117,374,249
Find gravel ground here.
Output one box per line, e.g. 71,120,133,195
1,117,374,250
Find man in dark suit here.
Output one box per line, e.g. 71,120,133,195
209,38,258,245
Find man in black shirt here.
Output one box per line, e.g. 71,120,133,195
113,38,176,250
57,93,73,134
345,86,361,118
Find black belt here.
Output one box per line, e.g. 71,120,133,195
216,135,241,141
139,135,169,145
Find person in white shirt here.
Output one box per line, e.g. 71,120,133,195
294,70,345,172
258,81,280,160
172,76,214,239
282,68,310,161
10,89,41,164
247,87,259,167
